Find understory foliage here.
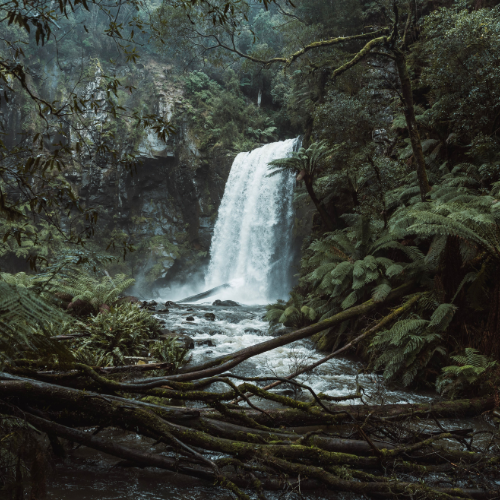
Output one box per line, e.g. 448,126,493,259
273,156,500,392
266,292,317,329
72,303,163,366
370,302,455,386
259,0,500,398
181,70,279,153
58,271,136,313
0,281,71,368
0,268,184,369
436,348,499,398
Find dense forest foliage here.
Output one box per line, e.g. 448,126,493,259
1,0,500,498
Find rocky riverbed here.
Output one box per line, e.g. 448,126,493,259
144,299,434,406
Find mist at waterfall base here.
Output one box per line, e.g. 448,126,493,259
160,138,298,305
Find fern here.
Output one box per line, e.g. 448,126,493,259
265,293,316,328
302,214,424,314
267,140,337,178
54,271,135,313
436,348,498,397
150,337,190,371
370,301,455,386
72,303,160,367
0,281,73,368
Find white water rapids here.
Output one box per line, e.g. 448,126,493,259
205,138,298,303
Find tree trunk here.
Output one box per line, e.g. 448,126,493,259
393,47,431,200
304,177,335,230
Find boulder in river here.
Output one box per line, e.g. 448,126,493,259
159,330,194,350
141,300,157,311
212,299,240,307
204,312,216,321
186,316,195,322
244,328,261,334
157,308,169,313
196,339,215,347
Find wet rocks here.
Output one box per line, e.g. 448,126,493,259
196,339,215,347
157,308,169,313
165,301,178,308
209,330,224,336
212,299,239,307
274,389,297,397
141,300,158,311
204,312,216,321
186,316,195,322
244,328,262,334
67,299,94,318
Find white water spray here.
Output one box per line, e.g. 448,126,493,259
205,139,298,303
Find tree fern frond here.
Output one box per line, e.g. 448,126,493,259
372,283,392,302
341,291,358,310
428,303,457,331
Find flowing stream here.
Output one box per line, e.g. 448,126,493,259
48,141,435,499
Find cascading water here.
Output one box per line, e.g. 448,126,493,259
205,138,298,303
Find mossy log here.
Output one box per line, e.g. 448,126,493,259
1,371,498,499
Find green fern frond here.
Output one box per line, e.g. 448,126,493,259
372,283,392,302
428,303,457,331
0,282,73,367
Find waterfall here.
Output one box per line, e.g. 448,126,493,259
205,138,298,304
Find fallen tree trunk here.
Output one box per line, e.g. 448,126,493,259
5,403,497,498
234,293,422,402
1,370,498,499
214,396,498,427
193,416,395,455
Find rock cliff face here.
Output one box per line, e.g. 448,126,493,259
0,56,233,290
73,58,234,291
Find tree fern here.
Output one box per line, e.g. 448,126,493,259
265,293,317,328
267,140,336,178
302,214,424,315
370,300,455,386
436,348,498,397
53,271,135,313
